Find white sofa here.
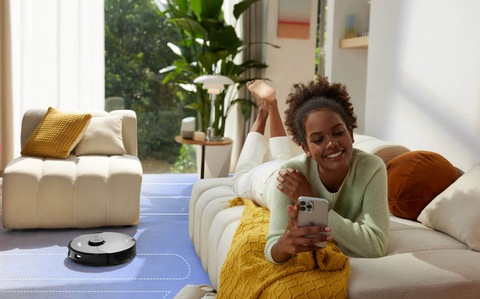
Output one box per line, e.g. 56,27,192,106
2,109,143,229
189,134,480,298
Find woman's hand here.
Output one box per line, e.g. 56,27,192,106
271,204,333,264
277,168,315,203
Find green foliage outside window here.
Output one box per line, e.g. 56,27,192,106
105,0,196,173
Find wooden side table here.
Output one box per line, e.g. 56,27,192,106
175,135,233,179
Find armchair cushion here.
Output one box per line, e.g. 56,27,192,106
20,107,91,159
74,114,127,156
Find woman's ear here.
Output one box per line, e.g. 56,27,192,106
301,142,312,158
349,126,355,143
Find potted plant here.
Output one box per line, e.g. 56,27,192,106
156,0,278,138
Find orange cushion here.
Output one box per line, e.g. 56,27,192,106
386,151,460,220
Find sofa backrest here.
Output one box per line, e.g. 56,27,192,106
352,133,464,175
20,109,138,157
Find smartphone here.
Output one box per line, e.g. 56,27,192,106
297,196,329,248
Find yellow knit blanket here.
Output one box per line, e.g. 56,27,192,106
217,198,350,299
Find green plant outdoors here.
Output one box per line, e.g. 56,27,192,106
157,0,279,137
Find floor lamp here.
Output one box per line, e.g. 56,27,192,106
193,75,234,141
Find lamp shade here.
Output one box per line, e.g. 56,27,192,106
193,75,234,85
194,75,234,94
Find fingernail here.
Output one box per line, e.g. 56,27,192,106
325,226,332,232
327,236,333,241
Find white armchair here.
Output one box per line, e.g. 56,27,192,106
2,109,143,229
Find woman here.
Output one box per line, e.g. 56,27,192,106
232,77,390,264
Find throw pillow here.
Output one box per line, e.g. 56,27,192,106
386,151,460,220
74,114,127,156
418,163,480,251
21,107,92,159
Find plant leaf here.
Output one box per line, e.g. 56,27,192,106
190,0,203,17
248,41,281,48
226,75,244,83
159,65,177,73
172,0,188,13
233,0,261,20
158,8,190,19
191,0,224,18
185,101,203,112
200,17,222,32
162,71,178,84
210,26,242,53
170,18,208,39
235,59,268,75
180,38,193,47
227,99,256,121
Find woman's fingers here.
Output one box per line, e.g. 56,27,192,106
277,171,293,188
299,225,332,235
287,204,295,214
288,204,299,225
288,226,332,239
293,236,331,245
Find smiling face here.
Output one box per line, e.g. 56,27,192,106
301,109,354,175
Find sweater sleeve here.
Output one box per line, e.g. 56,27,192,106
328,164,390,258
263,162,297,264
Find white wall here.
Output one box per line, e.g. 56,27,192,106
325,0,370,134
365,0,480,171
264,0,319,156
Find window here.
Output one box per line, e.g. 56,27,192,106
316,0,327,77
105,0,196,174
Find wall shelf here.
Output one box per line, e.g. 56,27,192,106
339,36,369,49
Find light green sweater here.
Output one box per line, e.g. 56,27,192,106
264,148,390,263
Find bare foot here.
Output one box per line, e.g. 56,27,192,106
247,80,276,105
247,81,264,106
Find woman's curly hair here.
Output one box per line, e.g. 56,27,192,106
284,76,357,146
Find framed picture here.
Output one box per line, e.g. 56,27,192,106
277,0,311,39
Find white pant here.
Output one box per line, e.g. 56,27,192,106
232,132,293,207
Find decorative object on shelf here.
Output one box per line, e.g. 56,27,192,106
345,14,356,38
277,0,311,39
193,75,234,141
157,0,279,138
181,116,196,139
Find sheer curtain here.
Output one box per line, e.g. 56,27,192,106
0,0,14,174
223,0,266,172
10,0,104,157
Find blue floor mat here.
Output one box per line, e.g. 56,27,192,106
0,174,211,299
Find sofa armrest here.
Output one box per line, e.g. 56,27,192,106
189,177,233,242
353,134,410,164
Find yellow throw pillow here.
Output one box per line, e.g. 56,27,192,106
21,107,92,159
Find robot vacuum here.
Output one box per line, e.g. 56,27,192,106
68,232,136,266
